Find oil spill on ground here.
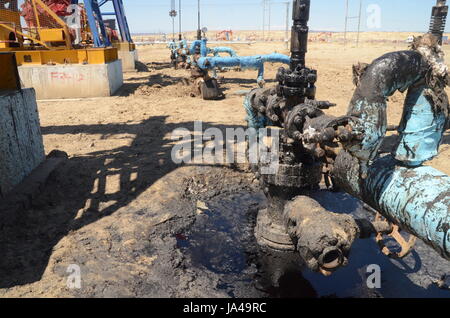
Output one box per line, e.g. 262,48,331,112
176,189,450,298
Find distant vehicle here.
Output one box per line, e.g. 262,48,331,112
406,36,414,43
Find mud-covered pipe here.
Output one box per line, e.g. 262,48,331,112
346,51,428,164
395,83,447,166
332,40,450,260
332,153,450,260
196,53,290,83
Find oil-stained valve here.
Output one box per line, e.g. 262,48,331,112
248,0,450,275
169,39,189,69
251,0,332,254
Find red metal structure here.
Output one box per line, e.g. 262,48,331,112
20,0,71,28
216,30,233,41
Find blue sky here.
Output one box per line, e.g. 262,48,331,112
115,0,450,34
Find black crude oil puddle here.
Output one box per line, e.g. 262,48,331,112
176,190,450,298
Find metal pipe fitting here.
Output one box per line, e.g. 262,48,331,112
291,0,311,69
284,196,360,275
209,47,237,57
196,53,290,84
430,0,448,44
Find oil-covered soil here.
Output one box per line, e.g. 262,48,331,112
0,40,449,297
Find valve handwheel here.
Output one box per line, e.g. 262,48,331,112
375,213,417,259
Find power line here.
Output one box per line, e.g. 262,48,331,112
285,1,290,49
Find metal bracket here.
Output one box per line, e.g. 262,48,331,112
375,213,417,259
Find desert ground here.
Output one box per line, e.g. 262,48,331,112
39,40,450,175
135,30,450,43
0,38,449,297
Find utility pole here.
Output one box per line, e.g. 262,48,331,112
169,0,177,42
344,0,348,45
268,1,271,40
197,0,201,40
285,1,290,49
344,0,362,46
262,0,266,41
356,0,362,47
178,0,182,40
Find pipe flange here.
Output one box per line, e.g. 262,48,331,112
255,209,295,251
260,163,322,188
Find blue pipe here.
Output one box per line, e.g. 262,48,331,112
189,39,208,56
209,47,237,57
395,84,447,166
176,40,234,61
196,53,290,83
178,39,188,49
332,49,450,259
243,89,271,129
346,51,426,165
200,39,208,57
364,156,449,259
189,40,201,55
168,41,177,50
333,150,450,260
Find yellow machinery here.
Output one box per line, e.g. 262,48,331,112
14,47,118,65
0,0,71,48
0,4,22,48
0,0,118,65
112,40,135,52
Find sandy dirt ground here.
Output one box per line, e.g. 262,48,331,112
0,40,449,297
135,30,450,43
37,41,450,175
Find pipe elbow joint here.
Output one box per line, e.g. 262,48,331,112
284,196,359,276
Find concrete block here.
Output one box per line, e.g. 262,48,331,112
0,88,45,196
18,60,124,99
118,49,138,72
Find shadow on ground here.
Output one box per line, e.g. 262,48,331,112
0,116,243,289
116,73,187,97
0,116,448,297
